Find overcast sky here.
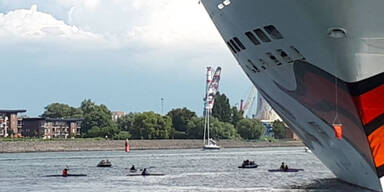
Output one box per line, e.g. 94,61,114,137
0,0,252,116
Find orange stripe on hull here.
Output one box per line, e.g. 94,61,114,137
368,125,384,167
353,84,384,125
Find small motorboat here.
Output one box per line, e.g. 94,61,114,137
268,168,304,172
238,164,259,169
238,160,258,168
97,160,112,167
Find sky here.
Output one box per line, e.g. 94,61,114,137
0,0,252,117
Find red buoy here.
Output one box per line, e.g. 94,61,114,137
125,139,130,152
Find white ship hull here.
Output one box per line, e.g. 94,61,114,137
201,0,384,191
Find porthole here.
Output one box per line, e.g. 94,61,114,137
328,28,347,39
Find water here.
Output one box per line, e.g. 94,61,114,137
0,147,372,192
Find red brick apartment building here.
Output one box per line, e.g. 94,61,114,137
22,118,82,139
0,109,26,137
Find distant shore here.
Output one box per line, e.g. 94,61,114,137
0,139,304,153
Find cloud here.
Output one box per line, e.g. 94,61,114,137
0,1,241,74
0,5,103,43
58,0,222,46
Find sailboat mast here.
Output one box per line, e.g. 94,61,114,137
203,109,207,145
204,67,213,145
207,109,210,143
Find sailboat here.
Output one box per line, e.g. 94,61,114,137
203,108,220,150
203,67,221,150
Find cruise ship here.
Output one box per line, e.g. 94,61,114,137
201,0,384,191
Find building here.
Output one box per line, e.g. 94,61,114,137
22,118,82,139
0,109,26,137
261,119,299,140
112,111,125,121
286,128,300,140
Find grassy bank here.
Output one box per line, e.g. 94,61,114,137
0,139,304,153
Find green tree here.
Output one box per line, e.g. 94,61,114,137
167,108,196,132
212,92,231,122
272,120,287,139
236,119,265,140
185,117,205,139
209,117,240,139
186,117,240,140
113,131,131,140
42,103,83,119
167,108,196,139
131,112,174,139
80,99,118,138
117,113,135,132
230,106,244,127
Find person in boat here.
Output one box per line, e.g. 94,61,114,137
280,162,289,171
280,162,285,170
242,160,249,167
130,165,136,171
141,168,149,176
62,168,68,177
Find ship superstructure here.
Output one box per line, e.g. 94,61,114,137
201,0,384,191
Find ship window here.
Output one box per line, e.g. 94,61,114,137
254,29,271,42
245,32,260,45
223,0,231,6
266,52,281,65
226,42,237,53
258,59,268,69
230,39,241,52
248,59,260,72
264,25,283,40
234,37,246,50
276,49,293,63
245,63,257,73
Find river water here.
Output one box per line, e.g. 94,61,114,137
0,147,372,192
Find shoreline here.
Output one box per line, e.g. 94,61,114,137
0,139,304,153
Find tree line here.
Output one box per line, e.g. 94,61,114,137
41,93,289,140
